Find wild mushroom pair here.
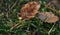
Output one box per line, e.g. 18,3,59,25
9,1,59,31
19,1,59,23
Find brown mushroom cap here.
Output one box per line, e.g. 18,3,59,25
19,1,40,20
39,12,59,23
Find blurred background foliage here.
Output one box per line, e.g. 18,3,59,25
0,0,60,35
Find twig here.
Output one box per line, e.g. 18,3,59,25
16,24,22,28
9,0,18,11
9,23,21,31
10,1,17,11
48,23,56,35
9,20,22,31
45,2,59,13
45,2,51,8
47,6,58,13
6,1,18,18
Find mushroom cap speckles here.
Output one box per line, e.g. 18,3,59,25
39,12,59,23
19,1,40,20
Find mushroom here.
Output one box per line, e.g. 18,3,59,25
19,1,40,20
39,12,59,23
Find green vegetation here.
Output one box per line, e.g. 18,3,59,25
0,0,60,35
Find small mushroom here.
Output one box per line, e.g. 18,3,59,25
39,12,59,23
19,1,40,20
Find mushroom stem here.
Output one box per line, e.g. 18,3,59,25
9,23,21,31
48,23,56,35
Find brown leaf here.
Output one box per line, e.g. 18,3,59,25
19,1,40,20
